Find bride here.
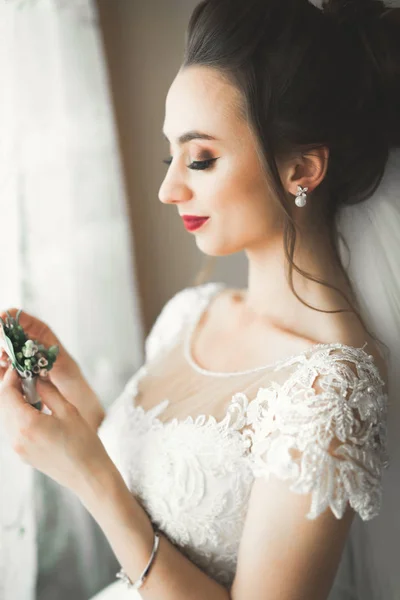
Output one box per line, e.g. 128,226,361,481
1,0,399,598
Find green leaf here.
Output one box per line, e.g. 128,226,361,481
5,336,16,361
48,346,59,357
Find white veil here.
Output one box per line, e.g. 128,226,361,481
335,147,400,599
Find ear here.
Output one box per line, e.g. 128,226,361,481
280,146,330,196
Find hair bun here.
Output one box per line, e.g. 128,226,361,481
322,0,388,26
322,0,400,148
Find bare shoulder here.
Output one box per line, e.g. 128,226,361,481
204,285,389,387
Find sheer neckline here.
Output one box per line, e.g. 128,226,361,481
183,282,371,377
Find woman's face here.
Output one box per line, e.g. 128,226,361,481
159,66,285,257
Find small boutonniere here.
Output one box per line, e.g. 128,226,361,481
0,310,59,410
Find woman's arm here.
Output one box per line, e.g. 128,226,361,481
77,461,231,600
76,453,355,600
76,351,387,600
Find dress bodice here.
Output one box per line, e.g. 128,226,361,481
97,282,389,590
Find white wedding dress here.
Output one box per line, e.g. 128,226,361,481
91,281,389,600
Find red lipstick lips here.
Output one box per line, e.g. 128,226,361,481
182,216,210,232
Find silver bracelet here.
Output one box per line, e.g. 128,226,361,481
116,529,160,590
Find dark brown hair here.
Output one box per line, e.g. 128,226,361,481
182,0,400,351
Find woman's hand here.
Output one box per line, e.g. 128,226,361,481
0,308,105,431
0,364,112,495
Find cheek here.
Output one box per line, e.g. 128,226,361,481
200,185,274,256
194,154,281,255
212,160,273,227
205,159,268,212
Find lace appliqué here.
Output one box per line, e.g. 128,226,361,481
98,284,390,588
120,390,254,588
243,346,389,520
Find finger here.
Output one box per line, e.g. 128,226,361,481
36,378,71,418
0,348,9,368
0,322,7,354
1,366,31,412
0,366,36,421
2,364,23,390
0,363,8,382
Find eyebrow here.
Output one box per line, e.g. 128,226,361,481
162,130,218,145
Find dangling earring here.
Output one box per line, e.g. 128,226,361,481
295,185,308,207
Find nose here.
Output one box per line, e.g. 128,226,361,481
158,171,192,206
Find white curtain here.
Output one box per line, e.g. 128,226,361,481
0,1,145,598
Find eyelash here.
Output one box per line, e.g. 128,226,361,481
162,157,218,171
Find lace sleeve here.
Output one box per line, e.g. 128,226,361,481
245,346,390,521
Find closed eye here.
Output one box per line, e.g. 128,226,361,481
162,157,219,171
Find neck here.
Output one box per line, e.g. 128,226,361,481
241,226,357,337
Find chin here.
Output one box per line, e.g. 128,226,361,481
196,239,244,257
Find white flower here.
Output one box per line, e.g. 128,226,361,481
23,340,38,358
